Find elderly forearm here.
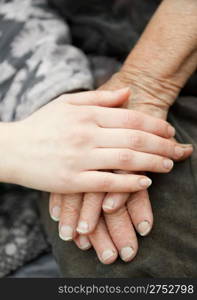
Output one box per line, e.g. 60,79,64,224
120,0,197,107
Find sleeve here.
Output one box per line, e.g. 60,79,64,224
0,0,93,121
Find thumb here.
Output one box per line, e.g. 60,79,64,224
172,137,193,161
66,88,130,107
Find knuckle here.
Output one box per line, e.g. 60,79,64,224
86,108,97,121
64,151,76,169
157,122,165,135
99,174,113,190
130,133,143,149
113,206,128,218
85,193,100,204
63,204,79,217
118,150,131,165
156,120,168,137
78,107,96,123
130,113,141,128
123,110,141,128
90,90,99,99
164,122,170,136
162,140,172,156
150,157,160,171
122,111,133,127
70,128,92,146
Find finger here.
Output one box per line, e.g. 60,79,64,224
172,141,193,161
74,235,92,251
105,207,138,262
94,107,175,138
49,193,62,222
65,88,130,107
96,128,187,160
59,193,83,241
127,190,153,236
75,171,152,193
103,192,130,213
178,144,193,161
76,192,105,234
89,217,118,264
87,149,174,173
102,171,130,213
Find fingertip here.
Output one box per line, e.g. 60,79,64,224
177,144,194,161
99,249,118,264
50,206,61,222
77,235,92,250
115,87,131,95
76,221,89,234
102,198,115,213
137,220,152,236
120,246,136,262
112,87,131,105
163,159,174,171
59,225,74,241
102,206,114,214
139,177,152,189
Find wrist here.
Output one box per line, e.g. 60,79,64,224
107,71,171,120
0,122,20,183
118,67,179,107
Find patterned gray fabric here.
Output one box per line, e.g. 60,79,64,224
0,0,93,277
0,0,93,122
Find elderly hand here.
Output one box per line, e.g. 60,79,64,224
49,71,193,264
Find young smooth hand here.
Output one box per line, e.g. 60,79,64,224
2,88,167,193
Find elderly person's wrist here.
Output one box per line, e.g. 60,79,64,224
102,70,173,120
110,0,197,119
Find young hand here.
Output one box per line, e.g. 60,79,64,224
1,88,176,193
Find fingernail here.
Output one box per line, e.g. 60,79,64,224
79,235,91,250
51,206,61,221
103,199,115,210
163,159,174,170
174,146,184,159
120,246,134,262
139,178,152,188
77,221,89,234
59,225,73,241
137,220,151,236
181,144,193,149
101,249,115,262
168,126,176,137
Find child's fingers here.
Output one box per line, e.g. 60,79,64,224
76,171,152,193
65,88,130,107
89,217,118,264
94,107,175,138
49,193,62,222
127,189,153,237
104,206,138,262
58,193,83,241
76,192,105,234
87,149,174,173
74,235,92,251
96,128,186,160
